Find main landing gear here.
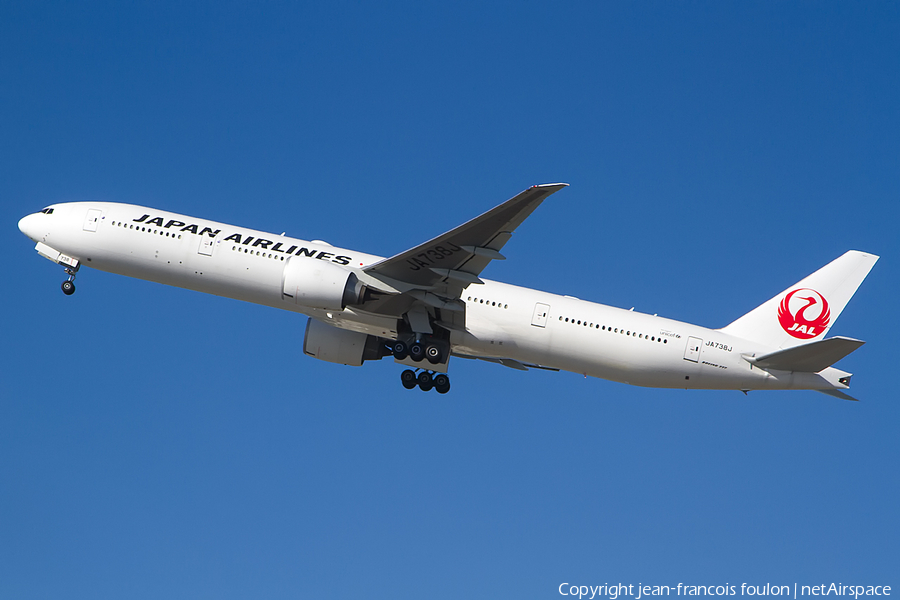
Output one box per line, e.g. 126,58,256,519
61,266,78,295
390,340,445,365
400,369,451,394
392,339,451,393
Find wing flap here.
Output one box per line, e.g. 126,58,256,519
744,336,865,372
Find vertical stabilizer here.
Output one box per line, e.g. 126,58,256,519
719,250,878,349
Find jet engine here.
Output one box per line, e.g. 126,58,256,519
282,257,365,310
303,318,386,366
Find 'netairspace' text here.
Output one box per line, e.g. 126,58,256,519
558,584,892,600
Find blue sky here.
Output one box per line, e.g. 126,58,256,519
2,2,898,598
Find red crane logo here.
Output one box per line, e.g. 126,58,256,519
777,288,830,339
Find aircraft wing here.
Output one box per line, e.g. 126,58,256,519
361,184,567,296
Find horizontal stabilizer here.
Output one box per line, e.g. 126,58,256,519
818,389,859,402
745,336,864,372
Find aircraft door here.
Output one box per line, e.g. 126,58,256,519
683,336,702,362
83,209,101,232
531,302,550,327
198,237,215,256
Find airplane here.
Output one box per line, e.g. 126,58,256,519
17,184,878,399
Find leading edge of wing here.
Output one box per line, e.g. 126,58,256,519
362,183,568,291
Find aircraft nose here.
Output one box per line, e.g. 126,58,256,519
18,213,41,241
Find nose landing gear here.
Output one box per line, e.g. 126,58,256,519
61,266,78,295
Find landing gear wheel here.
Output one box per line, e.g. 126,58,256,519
392,341,409,360
61,280,75,295
400,369,417,389
417,371,433,392
425,344,443,364
409,343,426,362
433,373,450,394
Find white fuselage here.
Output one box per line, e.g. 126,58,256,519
18,201,851,393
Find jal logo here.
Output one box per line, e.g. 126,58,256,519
777,288,830,339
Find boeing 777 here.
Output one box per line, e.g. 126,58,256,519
17,184,878,398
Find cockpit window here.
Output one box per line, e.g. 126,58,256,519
40,208,54,214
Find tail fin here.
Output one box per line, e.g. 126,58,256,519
720,250,878,349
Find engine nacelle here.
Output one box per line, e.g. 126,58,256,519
302,318,385,366
282,257,365,310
